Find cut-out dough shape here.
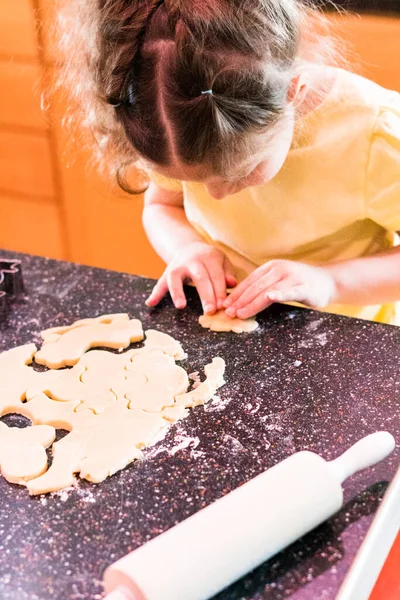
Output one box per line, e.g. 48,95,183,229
0,315,226,494
0,422,55,484
0,344,57,416
41,313,130,343
199,310,258,333
35,317,144,369
26,404,168,494
142,329,187,360
27,360,117,415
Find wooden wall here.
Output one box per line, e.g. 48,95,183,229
0,8,400,280
0,0,66,260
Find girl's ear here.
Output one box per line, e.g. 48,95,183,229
287,74,308,105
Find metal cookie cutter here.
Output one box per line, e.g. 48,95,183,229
0,258,24,318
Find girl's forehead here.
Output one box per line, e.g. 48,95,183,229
154,162,211,182
150,155,264,184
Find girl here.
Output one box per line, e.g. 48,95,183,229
64,0,400,324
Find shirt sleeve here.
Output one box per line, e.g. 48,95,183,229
148,171,183,193
366,104,400,231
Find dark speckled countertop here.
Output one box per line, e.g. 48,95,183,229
0,250,399,600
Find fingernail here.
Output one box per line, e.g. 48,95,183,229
225,307,235,317
223,298,231,307
217,299,224,310
176,300,186,309
237,309,247,318
204,304,214,314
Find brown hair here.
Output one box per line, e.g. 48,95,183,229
56,0,340,192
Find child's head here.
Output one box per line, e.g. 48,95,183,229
60,0,336,194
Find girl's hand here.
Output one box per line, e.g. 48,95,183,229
146,242,237,313
224,260,337,319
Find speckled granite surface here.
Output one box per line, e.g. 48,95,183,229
0,250,399,600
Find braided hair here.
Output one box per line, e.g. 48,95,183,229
57,0,338,191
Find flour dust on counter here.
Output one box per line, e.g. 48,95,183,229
0,313,226,495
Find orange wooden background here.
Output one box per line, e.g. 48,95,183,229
0,5,399,597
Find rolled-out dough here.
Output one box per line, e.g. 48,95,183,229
199,310,258,333
35,315,144,369
0,315,225,494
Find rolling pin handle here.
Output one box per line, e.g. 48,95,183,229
329,431,395,484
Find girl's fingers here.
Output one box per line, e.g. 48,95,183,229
224,263,274,307
236,284,309,319
224,259,237,291
146,273,169,307
225,270,282,316
167,269,187,309
268,286,309,305
235,290,274,319
225,274,238,290
189,262,216,314
206,262,229,311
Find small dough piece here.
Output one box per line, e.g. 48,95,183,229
199,310,258,333
0,421,55,447
27,431,84,494
41,314,130,343
35,318,144,369
0,344,48,416
143,330,187,360
0,422,55,484
176,357,225,408
1,445,48,484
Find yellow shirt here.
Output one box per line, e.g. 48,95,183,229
150,69,400,325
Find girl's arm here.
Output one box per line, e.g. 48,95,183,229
224,246,400,319
143,182,236,312
142,182,203,263
327,246,400,305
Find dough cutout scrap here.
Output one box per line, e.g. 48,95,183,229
35,317,143,369
176,357,225,408
0,422,55,484
0,315,225,494
199,310,258,334
40,313,130,343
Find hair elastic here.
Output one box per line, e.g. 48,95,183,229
107,97,122,108
201,89,213,95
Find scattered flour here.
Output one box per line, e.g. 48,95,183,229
203,394,232,413
306,318,324,332
222,434,246,454
299,332,328,348
244,401,261,415
146,433,201,459
38,480,97,503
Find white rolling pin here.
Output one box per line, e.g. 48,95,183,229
104,431,395,600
